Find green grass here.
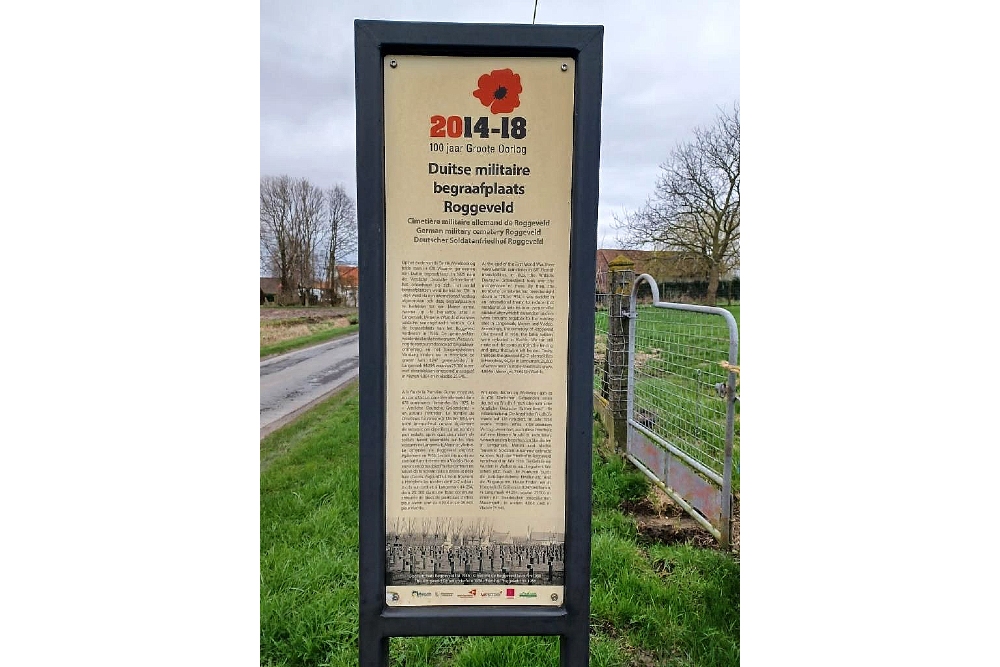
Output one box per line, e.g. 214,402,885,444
260,324,359,358
260,385,361,666
589,420,739,666
261,389,739,666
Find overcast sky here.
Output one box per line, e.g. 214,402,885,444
261,0,739,255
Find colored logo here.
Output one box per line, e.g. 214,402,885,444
506,588,515,598
518,591,538,598
473,69,522,114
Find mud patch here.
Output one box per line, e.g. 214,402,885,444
637,517,716,549
623,485,723,550
619,495,655,515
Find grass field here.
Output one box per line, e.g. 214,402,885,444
261,385,739,666
260,309,359,358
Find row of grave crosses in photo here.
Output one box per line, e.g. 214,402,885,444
386,541,565,580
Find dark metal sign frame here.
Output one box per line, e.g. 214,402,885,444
354,19,603,667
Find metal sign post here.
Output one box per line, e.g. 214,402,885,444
355,20,603,666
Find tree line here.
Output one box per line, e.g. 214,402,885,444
615,103,739,306
260,175,358,305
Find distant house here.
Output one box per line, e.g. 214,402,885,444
528,531,565,544
335,265,359,306
260,277,282,304
315,265,359,306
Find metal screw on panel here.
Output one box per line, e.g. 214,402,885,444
390,59,397,68
560,63,567,71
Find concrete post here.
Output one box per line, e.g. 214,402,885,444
607,255,634,451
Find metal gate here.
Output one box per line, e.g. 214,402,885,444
626,274,739,549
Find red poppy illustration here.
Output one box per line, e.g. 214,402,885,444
472,68,522,114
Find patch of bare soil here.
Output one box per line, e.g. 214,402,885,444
622,485,733,551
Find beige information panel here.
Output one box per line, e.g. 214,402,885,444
383,55,575,607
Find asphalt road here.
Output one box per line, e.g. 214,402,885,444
260,333,360,437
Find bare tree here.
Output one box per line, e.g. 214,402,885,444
433,516,448,541
290,178,325,305
478,519,493,542
442,517,453,541
419,518,433,542
387,517,401,543
471,519,482,542
323,184,358,305
260,175,326,305
615,103,739,305
260,175,294,300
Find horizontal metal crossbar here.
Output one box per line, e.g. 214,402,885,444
627,418,723,486
380,606,571,637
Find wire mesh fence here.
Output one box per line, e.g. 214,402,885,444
629,303,739,485
593,270,610,398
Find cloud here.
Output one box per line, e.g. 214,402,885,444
260,0,739,249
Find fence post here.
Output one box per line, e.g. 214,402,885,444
607,255,634,452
